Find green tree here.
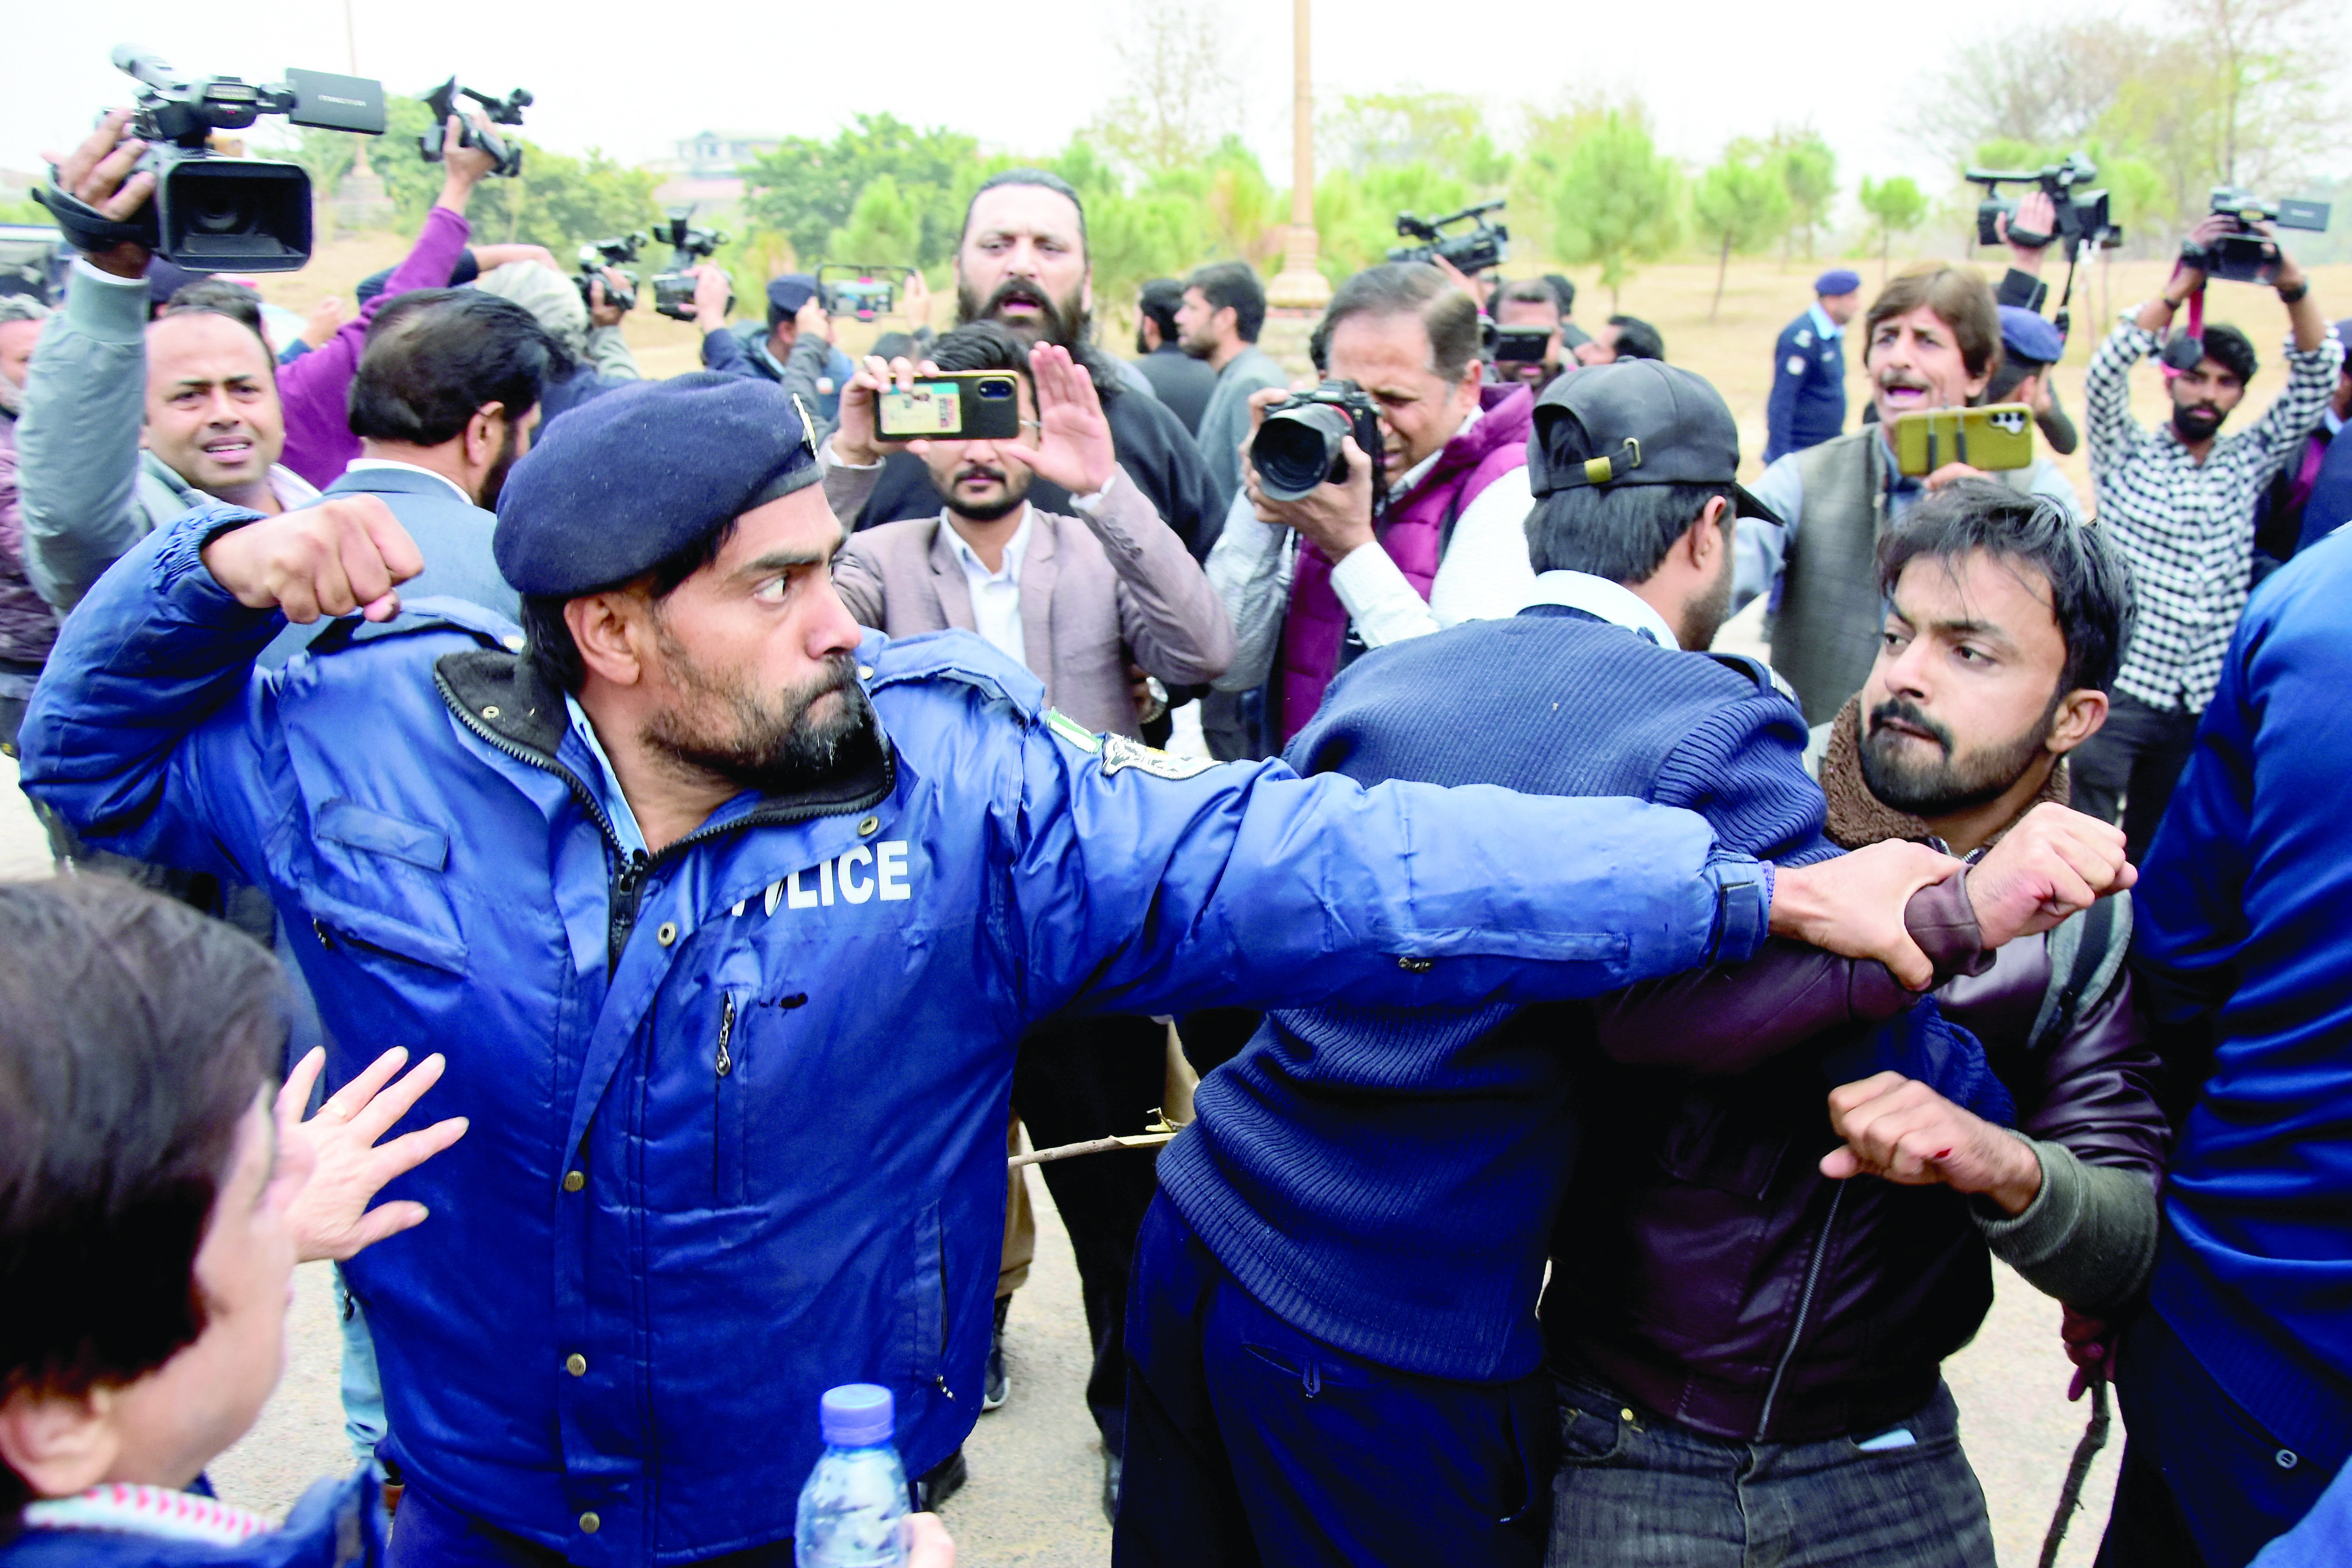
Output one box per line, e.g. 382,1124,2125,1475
1543,109,1683,311
1693,145,1792,318
1087,0,1241,179
1312,164,1474,286
741,115,977,268
1323,91,1510,187
1858,175,1929,278
1769,128,1838,259
828,176,921,266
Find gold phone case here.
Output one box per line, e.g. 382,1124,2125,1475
1892,404,2036,476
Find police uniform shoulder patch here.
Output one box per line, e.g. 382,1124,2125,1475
1099,733,1218,780
1795,328,1814,349
1044,708,1101,754
1785,355,1809,377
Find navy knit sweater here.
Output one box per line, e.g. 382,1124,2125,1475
1158,605,1841,1383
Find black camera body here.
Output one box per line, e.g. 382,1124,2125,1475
35,47,386,272
1967,154,2119,255
1249,380,1385,502
577,232,646,314
1388,200,1508,275
2181,189,2332,285
419,78,531,179
650,206,730,321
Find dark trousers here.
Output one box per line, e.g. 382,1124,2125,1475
1011,1012,1167,1459
1545,1369,1992,1567
1115,1195,1557,1568
2097,1310,2341,1568
2068,692,2203,865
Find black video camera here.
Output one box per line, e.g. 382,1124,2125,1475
419,78,531,179
1966,154,2120,255
1388,199,1508,275
35,46,386,272
577,232,646,314
2181,188,2332,285
650,206,730,321
1249,380,1385,503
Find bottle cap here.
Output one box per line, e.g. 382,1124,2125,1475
818,1383,894,1447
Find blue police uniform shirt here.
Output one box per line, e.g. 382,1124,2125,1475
1765,301,1848,464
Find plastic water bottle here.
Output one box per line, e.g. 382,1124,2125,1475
795,1383,910,1567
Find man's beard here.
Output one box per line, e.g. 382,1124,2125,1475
1678,555,1735,652
642,625,870,796
476,420,524,510
946,461,1029,522
1177,323,1217,360
958,275,1087,349
2172,401,2227,443
1859,695,2052,817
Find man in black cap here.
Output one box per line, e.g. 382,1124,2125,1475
692,268,859,422
1115,361,2132,1568
19,366,1996,1565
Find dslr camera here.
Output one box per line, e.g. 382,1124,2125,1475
1388,199,1508,275
2181,189,2333,285
35,45,386,272
1249,380,1385,503
650,206,730,321
577,232,646,314
1966,154,2119,253
419,78,531,179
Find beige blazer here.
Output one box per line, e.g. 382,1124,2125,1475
825,460,1234,738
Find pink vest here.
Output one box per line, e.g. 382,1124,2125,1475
1275,384,1534,744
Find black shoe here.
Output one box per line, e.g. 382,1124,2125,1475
983,1296,1011,1412
1101,1452,1122,1525
917,1447,968,1511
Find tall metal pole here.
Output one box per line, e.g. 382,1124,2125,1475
344,0,372,176
1266,0,1330,308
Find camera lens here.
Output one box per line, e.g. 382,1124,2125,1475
1252,404,1353,501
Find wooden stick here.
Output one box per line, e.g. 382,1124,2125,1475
1009,1129,1180,1170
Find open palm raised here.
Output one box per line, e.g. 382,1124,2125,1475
1003,343,1117,496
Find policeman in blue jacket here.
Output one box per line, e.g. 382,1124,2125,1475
1764,268,1863,463
23,354,1875,1566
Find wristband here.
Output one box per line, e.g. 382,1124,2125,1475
2277,278,2310,305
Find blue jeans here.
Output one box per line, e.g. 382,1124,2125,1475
1546,1370,1995,1568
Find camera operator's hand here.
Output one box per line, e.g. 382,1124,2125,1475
1965,801,2132,949
1431,253,1486,311
299,294,348,349
1998,190,2058,275
469,243,561,275
2166,217,2238,306
42,109,156,278
689,264,735,333
1239,384,1378,562
201,496,423,625
437,114,499,210
834,355,934,468
902,269,933,330
588,269,631,328
1004,344,1117,496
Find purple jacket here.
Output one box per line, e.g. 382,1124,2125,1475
1274,384,1531,743
276,206,472,487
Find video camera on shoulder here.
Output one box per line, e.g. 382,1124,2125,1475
34,45,386,272
818,263,918,321
1249,380,1385,503
1388,200,1508,275
2181,189,2332,285
577,231,646,314
650,205,730,321
1966,154,2119,255
418,78,531,179
1492,325,1552,366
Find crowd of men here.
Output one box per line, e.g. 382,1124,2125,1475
0,96,2349,1568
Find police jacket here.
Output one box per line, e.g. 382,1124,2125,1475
1763,308,1847,464
20,506,1774,1566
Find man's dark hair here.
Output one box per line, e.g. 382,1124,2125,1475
159,279,269,356
1544,273,1577,314
926,318,1031,381
1186,260,1266,343
1137,279,1184,346
1985,358,2040,405
1608,315,1665,362
1876,479,2135,694
1312,263,1482,382
960,168,1088,254
349,290,571,447
2197,322,2258,384
520,500,746,695
0,880,283,1513
1524,482,1729,582
1865,264,2001,381
1492,278,1562,318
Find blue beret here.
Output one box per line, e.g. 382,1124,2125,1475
1814,269,1862,298
1998,306,2065,367
766,273,819,316
493,373,821,597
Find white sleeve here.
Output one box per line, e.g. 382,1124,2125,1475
1204,489,1295,692
1329,466,1538,649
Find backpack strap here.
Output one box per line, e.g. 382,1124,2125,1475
2027,890,2133,1055
1704,651,1803,708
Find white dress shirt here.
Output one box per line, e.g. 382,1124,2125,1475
943,505,1037,670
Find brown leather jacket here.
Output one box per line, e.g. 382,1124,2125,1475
1543,867,2167,1442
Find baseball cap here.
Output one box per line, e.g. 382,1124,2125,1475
1998,306,2065,367
1528,360,1781,524
765,273,820,316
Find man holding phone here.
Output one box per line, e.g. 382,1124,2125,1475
1735,265,2081,724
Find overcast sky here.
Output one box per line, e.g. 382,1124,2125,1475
7,0,2344,216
